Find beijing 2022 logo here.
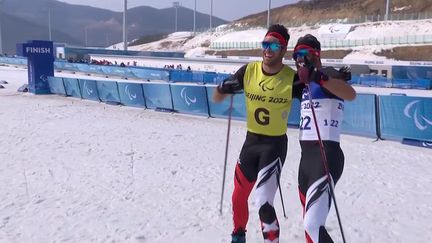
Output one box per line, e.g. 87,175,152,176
404,100,432,131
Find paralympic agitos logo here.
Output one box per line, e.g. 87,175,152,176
124,85,137,101
404,100,432,131
180,87,197,106
259,78,282,92
83,81,94,96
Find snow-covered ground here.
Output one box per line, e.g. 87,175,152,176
1,63,432,243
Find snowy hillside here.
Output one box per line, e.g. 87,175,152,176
119,19,432,60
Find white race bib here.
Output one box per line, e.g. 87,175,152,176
299,98,344,142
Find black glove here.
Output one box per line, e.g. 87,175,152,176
217,77,243,94
309,67,329,85
338,65,351,81
298,66,328,86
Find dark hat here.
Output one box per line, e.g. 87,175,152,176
295,34,321,51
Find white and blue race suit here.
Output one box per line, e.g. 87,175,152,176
295,76,346,243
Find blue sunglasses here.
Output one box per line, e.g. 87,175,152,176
293,48,320,60
262,41,283,52
292,49,310,60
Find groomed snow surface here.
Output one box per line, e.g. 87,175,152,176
1,66,432,243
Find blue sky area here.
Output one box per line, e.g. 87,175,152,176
60,0,298,21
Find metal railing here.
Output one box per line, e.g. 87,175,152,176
210,34,432,50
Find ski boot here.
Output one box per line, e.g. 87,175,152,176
231,229,246,243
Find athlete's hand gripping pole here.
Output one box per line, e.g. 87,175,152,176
219,94,234,215
298,65,347,243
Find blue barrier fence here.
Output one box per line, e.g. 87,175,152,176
288,99,301,126
79,79,99,101
379,96,432,141
1,55,431,142
351,74,432,89
342,94,378,137
1,56,431,89
117,82,146,108
46,76,432,143
47,76,66,95
206,86,247,120
63,77,81,98
97,81,121,104
170,83,210,116
142,82,173,110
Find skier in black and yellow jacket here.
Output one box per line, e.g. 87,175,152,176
214,24,301,243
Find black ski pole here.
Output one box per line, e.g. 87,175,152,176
276,165,288,219
219,94,234,215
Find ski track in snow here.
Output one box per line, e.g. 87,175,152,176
0,66,431,242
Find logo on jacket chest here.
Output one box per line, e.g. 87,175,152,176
258,78,282,92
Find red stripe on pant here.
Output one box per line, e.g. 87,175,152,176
299,189,313,243
232,163,255,233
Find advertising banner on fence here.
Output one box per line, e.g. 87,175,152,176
170,84,209,116
129,67,170,81
0,57,27,65
79,79,99,101
203,72,231,84
402,138,432,149
392,66,432,89
47,76,66,95
63,78,81,98
170,70,193,82
60,62,77,72
379,96,432,141
342,94,378,137
75,63,102,74
117,82,146,108
142,82,173,110
100,66,128,78
97,81,121,104
288,99,300,126
206,86,246,120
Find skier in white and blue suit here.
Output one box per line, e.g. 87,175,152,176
292,34,356,243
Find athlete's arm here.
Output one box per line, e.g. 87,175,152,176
213,65,247,103
292,73,305,100
320,66,356,101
